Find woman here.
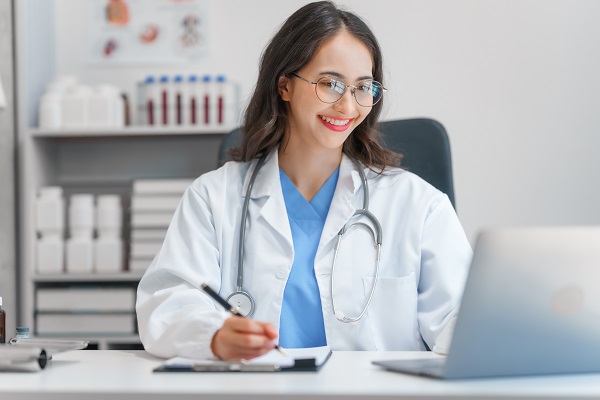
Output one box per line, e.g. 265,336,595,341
136,1,472,361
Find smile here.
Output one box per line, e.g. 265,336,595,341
320,116,351,126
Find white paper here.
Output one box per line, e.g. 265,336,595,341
165,346,331,368
0,76,7,109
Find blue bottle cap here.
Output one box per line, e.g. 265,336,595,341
216,75,226,82
202,75,212,82
160,75,169,83
174,75,183,83
16,326,30,339
145,76,155,84
189,75,198,82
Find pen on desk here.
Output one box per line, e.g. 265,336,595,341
200,283,288,357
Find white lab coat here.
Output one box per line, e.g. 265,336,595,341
136,150,472,359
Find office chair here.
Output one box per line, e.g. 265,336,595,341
218,118,455,209
377,118,455,209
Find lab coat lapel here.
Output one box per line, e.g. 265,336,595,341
318,154,362,250
241,151,293,252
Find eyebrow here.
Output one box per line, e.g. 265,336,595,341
318,71,374,81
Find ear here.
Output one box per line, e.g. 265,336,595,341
278,75,291,101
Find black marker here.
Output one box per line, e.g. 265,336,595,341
201,283,288,356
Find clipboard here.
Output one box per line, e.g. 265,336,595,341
154,346,332,373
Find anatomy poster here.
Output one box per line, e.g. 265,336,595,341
88,0,209,64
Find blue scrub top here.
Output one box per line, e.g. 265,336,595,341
278,167,339,348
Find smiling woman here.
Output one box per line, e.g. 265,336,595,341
136,1,473,362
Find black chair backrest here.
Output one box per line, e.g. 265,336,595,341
378,118,455,209
217,118,455,209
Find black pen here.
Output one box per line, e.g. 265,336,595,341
200,283,288,356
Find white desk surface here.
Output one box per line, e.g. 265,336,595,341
2,350,600,399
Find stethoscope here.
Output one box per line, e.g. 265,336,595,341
227,155,382,323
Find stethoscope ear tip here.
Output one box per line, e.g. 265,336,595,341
334,310,345,321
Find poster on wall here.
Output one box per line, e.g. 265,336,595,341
88,0,209,64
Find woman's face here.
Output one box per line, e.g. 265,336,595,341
279,30,374,154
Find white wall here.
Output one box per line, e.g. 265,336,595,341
52,0,600,243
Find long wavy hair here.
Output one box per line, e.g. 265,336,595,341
230,1,401,171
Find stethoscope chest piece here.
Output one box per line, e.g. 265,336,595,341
227,290,255,317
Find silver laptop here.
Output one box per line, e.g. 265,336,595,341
373,227,600,379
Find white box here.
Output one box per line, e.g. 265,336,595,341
129,258,153,272
36,239,64,274
36,287,135,312
131,212,174,228
66,238,94,273
130,241,162,258
94,239,124,273
132,179,193,195
131,195,181,212
36,313,135,335
131,228,168,241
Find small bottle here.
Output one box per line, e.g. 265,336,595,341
173,75,184,126
188,75,199,125
159,75,170,126
36,186,65,274
0,296,6,344
121,93,130,126
38,92,62,129
61,84,92,129
94,195,123,273
144,76,156,126
88,85,115,128
66,194,95,274
202,75,211,125
15,327,31,339
215,75,226,125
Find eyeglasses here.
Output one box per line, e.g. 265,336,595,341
291,72,386,107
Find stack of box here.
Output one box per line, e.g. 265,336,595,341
128,179,193,272
36,286,136,336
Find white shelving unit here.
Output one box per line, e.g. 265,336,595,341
18,127,232,349
15,0,236,350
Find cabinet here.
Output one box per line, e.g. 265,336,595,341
19,127,231,349
15,0,236,349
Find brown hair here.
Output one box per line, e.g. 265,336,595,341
231,1,400,171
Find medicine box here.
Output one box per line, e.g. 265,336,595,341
36,287,135,312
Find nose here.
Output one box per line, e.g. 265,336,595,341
333,87,356,115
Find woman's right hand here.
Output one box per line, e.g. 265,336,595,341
210,316,279,360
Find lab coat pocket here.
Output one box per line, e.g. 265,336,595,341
362,274,422,350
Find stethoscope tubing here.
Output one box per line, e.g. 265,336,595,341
233,155,383,322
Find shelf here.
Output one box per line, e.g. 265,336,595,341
34,334,142,349
33,272,145,283
36,334,141,342
29,125,235,138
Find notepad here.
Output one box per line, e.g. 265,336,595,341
154,346,332,372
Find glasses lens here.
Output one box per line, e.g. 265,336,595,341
315,77,384,106
316,78,346,103
354,80,383,107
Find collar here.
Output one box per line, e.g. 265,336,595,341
241,150,367,200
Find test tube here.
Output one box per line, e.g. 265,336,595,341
189,75,198,125
159,75,169,125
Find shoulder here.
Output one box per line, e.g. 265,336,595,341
367,167,450,212
369,167,439,194
190,160,251,198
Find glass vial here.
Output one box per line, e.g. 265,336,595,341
15,327,31,339
0,296,6,344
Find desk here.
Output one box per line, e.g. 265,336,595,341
1,350,600,399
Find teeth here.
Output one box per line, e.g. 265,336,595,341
321,116,350,126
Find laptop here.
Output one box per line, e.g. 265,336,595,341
373,226,600,379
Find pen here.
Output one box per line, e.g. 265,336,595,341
200,283,288,356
